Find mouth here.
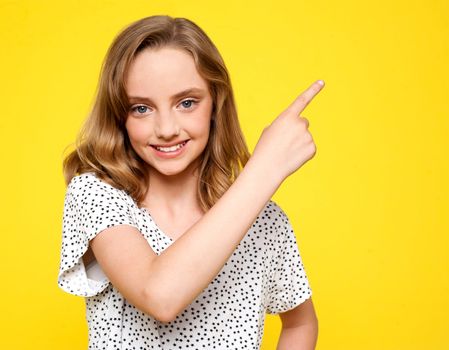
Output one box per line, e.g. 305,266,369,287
149,140,190,155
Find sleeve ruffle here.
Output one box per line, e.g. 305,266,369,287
57,173,139,297
265,202,313,314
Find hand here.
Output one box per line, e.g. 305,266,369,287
251,80,325,182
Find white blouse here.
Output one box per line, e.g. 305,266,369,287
57,172,312,350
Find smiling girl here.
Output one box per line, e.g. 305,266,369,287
57,15,323,350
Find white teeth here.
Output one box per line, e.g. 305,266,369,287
155,141,186,152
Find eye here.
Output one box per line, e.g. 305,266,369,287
130,105,151,116
179,99,198,110
136,106,148,113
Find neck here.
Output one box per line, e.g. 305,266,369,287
143,162,203,217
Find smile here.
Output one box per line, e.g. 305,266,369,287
150,140,189,158
152,140,188,152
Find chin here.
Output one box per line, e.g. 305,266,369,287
150,164,190,177
159,169,184,176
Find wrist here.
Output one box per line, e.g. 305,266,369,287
244,155,284,189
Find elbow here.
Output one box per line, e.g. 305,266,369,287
156,303,177,323
143,285,177,323
154,308,176,324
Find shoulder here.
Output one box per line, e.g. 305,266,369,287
68,172,114,192
65,172,135,207
67,172,123,195
259,200,289,225
252,200,291,235
62,173,139,238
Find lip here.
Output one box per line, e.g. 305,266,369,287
150,139,190,147
150,140,189,159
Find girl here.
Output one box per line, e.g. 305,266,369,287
57,15,322,350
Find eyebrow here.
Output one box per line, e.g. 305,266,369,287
127,87,206,104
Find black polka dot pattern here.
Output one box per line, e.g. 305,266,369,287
57,173,312,349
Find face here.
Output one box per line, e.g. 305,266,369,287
124,47,214,178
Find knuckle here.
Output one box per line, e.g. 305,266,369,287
276,113,285,122
302,131,313,143
299,117,309,128
297,95,308,105
310,143,317,155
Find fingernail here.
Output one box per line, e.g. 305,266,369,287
317,80,325,86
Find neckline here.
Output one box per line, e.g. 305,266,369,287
140,207,174,242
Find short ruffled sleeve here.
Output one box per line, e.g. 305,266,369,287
265,203,312,314
57,173,139,297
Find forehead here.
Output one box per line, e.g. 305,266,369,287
125,47,208,97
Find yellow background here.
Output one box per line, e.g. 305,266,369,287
1,0,448,349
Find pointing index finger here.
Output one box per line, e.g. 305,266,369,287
288,80,325,115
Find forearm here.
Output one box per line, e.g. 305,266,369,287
277,323,318,350
146,157,283,320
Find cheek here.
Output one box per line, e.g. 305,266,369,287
191,116,211,134
125,119,150,144
192,104,213,137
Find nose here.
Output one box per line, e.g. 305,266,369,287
154,110,180,139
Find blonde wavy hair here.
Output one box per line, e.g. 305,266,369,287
63,15,251,212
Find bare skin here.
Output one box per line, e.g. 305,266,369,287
86,47,325,323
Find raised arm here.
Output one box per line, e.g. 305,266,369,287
90,80,325,322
